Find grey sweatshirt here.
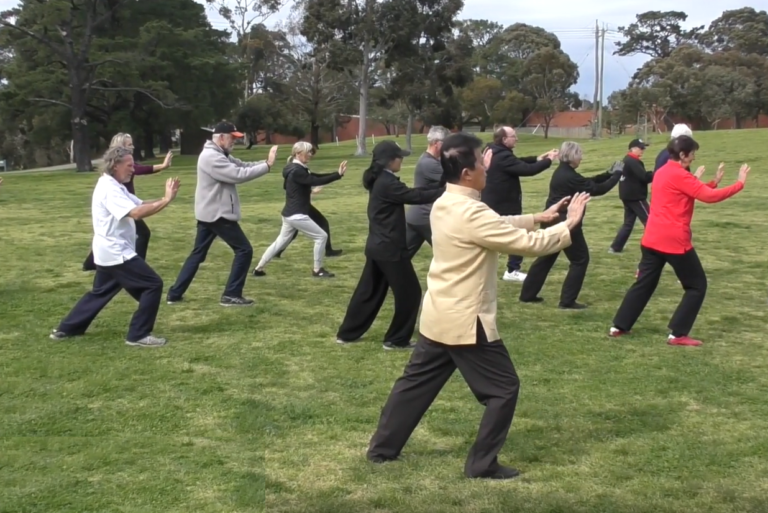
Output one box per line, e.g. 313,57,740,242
194,140,271,222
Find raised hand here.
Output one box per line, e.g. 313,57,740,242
162,150,173,169
535,196,570,224
164,177,181,201
694,166,706,179
714,162,725,185
738,163,750,184
338,160,348,176
482,148,493,169
565,192,591,229
267,145,279,167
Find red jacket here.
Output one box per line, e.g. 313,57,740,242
642,160,744,254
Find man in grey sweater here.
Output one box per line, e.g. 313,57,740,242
167,121,278,306
405,126,449,259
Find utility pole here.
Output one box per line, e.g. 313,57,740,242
592,19,599,138
598,24,606,138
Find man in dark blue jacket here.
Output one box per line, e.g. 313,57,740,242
481,126,556,283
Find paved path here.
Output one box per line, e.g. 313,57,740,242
0,159,103,175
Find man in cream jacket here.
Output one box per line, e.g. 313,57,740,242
167,121,277,307
366,132,590,480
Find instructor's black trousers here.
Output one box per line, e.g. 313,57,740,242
367,320,520,478
167,218,253,300
336,257,421,346
83,219,150,270
58,256,163,342
277,205,335,257
610,199,649,252
520,223,589,306
612,246,707,337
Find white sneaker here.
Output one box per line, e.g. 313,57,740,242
502,270,527,282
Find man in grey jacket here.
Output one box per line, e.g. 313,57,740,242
405,126,449,259
167,121,278,306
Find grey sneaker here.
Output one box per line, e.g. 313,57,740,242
50,329,78,341
220,296,255,307
126,335,167,347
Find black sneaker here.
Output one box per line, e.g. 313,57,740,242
326,249,343,257
166,296,183,305
383,341,416,350
520,297,544,303
312,268,335,278
252,269,266,277
470,465,521,480
220,296,255,307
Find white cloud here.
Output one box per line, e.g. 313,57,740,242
0,0,759,98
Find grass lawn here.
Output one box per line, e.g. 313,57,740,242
2,129,768,513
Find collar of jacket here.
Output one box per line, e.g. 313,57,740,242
490,143,512,156
204,139,230,157
291,158,310,170
626,152,642,161
446,182,481,200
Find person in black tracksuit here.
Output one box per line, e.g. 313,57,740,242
481,126,556,282
336,141,445,351
610,139,653,253
519,141,624,309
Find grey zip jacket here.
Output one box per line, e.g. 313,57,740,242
194,140,271,222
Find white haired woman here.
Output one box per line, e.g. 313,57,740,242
519,141,624,309
51,146,181,347
82,133,173,271
252,141,346,278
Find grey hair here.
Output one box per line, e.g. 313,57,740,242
427,126,449,144
109,132,132,149
558,141,583,165
101,146,133,176
288,141,313,163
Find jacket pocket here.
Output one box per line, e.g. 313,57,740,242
230,194,235,213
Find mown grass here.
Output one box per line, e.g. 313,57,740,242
1,130,768,513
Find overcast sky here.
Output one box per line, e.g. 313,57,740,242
0,0,761,99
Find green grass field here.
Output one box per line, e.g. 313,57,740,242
2,129,768,513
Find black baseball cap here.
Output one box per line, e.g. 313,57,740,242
628,138,648,150
213,121,244,138
372,140,411,163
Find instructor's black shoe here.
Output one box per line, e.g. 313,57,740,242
470,465,521,480
220,296,254,307
520,297,544,304
252,268,266,277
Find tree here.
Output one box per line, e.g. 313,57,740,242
702,7,768,56
614,11,703,59
0,0,137,171
699,64,755,128
460,77,503,131
522,47,579,137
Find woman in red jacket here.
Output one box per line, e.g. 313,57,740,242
609,135,750,346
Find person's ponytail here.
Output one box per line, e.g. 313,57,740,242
362,162,385,191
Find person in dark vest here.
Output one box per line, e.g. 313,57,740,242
609,139,652,253
481,125,557,283
335,141,445,350
404,125,450,258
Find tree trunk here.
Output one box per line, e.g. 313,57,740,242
355,40,371,156
544,119,551,139
405,112,413,151
159,131,172,153
384,124,391,135
143,130,155,159
310,122,320,149
71,95,92,171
